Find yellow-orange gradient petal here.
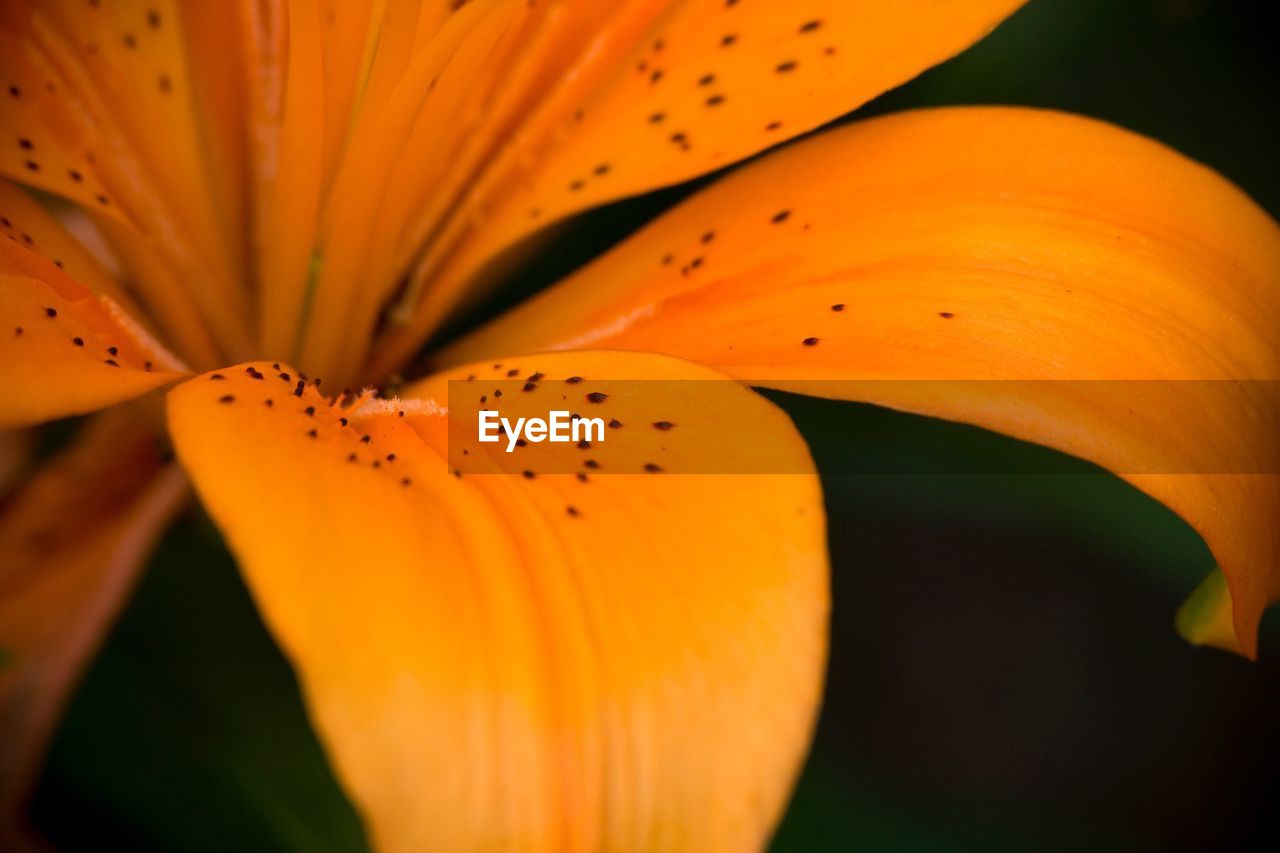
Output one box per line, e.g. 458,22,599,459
366,0,1026,380
0,265,187,428
167,353,827,851
444,107,1280,657
0,408,187,846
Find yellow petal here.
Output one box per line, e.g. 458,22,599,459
1175,568,1239,654
444,106,1280,657
168,353,827,851
367,0,1026,378
0,267,187,428
0,409,186,842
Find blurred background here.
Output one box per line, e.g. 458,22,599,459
30,0,1280,850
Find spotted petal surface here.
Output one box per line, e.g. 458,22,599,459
167,351,826,852
445,107,1280,657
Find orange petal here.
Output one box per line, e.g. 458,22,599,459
0,1,253,363
167,353,827,851
0,180,136,313
1,266,187,428
444,106,1280,658
367,0,1026,377
0,408,187,843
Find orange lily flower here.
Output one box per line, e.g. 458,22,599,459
2,1,1278,850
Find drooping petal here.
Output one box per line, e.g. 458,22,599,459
443,107,1280,657
0,409,187,844
366,0,1027,379
167,354,827,851
0,264,187,428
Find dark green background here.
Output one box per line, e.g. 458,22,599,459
32,1,1280,850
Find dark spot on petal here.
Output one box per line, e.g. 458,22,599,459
775,61,798,74
939,311,955,319
831,303,845,312
566,505,580,517
565,376,583,384
644,462,663,473
72,336,84,346
799,20,822,33
586,392,608,403
361,435,372,443
608,418,623,429
802,337,819,346
522,470,535,479
652,421,675,430
44,307,57,318
219,394,235,404
771,209,791,224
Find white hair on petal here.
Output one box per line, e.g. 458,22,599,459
347,397,445,421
